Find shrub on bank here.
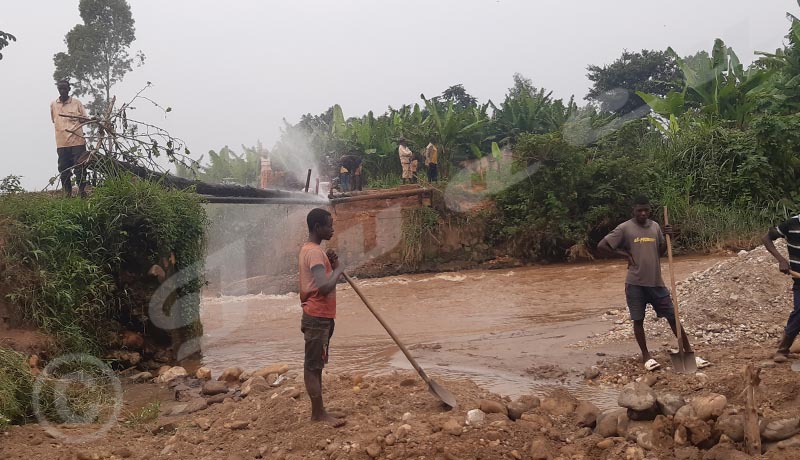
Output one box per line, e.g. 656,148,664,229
0,176,208,354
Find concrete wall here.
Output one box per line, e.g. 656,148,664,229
202,190,489,295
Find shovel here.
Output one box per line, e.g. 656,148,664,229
342,273,458,409
663,207,697,374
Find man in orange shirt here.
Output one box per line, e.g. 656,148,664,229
299,208,345,427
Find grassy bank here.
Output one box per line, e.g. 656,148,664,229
0,176,207,354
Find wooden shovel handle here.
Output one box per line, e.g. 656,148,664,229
663,207,686,354
342,273,431,383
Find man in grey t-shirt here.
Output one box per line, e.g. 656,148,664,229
599,195,709,371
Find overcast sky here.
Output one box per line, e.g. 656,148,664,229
1,0,795,190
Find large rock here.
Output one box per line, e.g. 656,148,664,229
466,409,486,427
690,394,727,421
156,366,187,384
715,413,745,442
252,364,290,378
201,381,228,396
618,382,656,412
628,406,660,421
479,399,508,416
674,446,701,460
217,367,243,382
575,401,600,428
761,417,800,442
656,392,686,416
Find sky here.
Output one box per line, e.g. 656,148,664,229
0,0,796,190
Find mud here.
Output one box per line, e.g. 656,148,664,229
198,255,727,407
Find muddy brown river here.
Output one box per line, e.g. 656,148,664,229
199,255,725,408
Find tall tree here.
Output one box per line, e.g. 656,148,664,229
0,30,15,60
53,0,144,115
586,49,682,115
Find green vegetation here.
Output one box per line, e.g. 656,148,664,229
0,176,207,353
400,207,441,268
0,348,32,428
123,400,160,427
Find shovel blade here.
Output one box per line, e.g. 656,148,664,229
427,378,458,409
670,351,697,374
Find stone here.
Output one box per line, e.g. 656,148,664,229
195,367,212,380
241,376,270,397
690,394,727,421
466,409,486,426
121,331,144,349
129,371,153,383
540,393,578,416
575,401,600,428
529,437,552,460
442,418,462,436
217,367,244,382
636,374,658,387
224,420,249,430
656,392,686,416
395,424,412,440
682,418,713,448
521,413,554,430
650,415,675,450
399,378,417,387
618,382,656,411
194,417,212,431
583,366,601,380
384,433,396,446
675,424,689,447
776,433,800,449
625,446,644,460
627,406,660,421
518,394,541,409
702,444,753,460
252,364,290,378
479,399,508,416
674,446,701,460
201,381,228,396
111,448,132,458
715,413,745,442
156,366,187,384
596,438,615,449
170,398,207,416
365,443,381,458
675,405,697,424
791,341,800,354
510,450,522,460
238,370,252,382
595,409,626,438
761,417,800,442
206,393,227,405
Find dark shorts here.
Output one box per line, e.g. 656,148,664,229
625,284,675,322
301,312,335,371
57,145,88,172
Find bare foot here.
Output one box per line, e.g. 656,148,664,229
312,413,346,428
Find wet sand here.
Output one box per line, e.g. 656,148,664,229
199,255,727,406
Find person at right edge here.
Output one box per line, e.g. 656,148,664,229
598,195,711,372
299,208,346,427
762,215,800,363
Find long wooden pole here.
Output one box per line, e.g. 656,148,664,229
663,206,686,359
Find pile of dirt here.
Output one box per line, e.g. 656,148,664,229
576,241,793,349
4,356,800,460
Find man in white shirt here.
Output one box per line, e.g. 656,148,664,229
50,80,89,197
398,138,413,184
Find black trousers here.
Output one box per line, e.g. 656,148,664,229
57,145,87,195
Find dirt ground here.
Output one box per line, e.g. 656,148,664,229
3,250,800,459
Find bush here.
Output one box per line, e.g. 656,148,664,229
0,348,33,428
0,176,207,353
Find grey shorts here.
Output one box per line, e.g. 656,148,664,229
625,284,675,322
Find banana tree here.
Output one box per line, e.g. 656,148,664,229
421,94,490,178
637,39,772,127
